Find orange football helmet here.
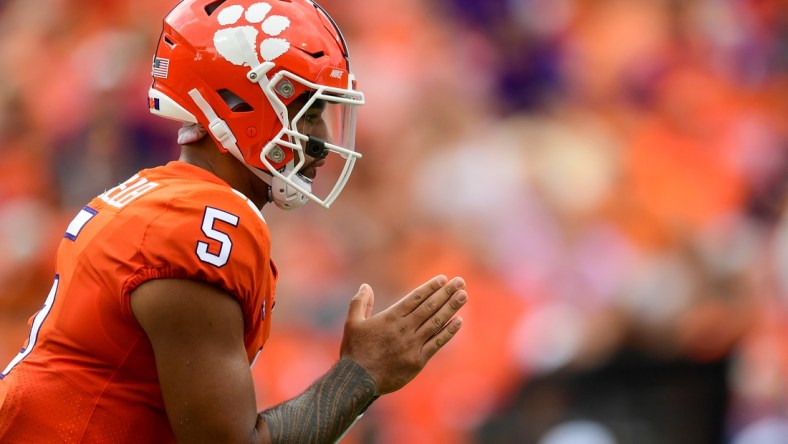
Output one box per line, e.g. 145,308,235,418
148,0,365,209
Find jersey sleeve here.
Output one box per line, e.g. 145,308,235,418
121,188,272,334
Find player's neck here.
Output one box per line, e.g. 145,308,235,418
179,141,270,209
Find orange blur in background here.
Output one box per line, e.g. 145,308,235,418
0,0,786,443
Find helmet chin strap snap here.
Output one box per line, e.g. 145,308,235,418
271,170,311,210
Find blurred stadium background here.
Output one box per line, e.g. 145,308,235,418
0,0,786,443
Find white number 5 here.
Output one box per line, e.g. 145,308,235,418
196,207,239,267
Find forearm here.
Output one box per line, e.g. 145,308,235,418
257,358,378,444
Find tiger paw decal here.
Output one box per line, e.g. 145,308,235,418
213,2,291,66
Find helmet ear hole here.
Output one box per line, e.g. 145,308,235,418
204,0,227,16
218,89,254,112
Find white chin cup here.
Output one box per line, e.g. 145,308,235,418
271,173,311,210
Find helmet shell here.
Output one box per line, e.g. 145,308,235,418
149,0,352,171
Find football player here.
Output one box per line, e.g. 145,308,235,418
0,0,468,442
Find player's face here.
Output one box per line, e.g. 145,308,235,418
287,95,329,180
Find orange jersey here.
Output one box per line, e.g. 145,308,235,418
0,161,277,443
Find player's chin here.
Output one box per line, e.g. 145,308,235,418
301,168,318,180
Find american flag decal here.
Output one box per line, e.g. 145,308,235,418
152,58,170,79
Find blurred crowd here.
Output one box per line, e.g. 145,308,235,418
0,0,786,443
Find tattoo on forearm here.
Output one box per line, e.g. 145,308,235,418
261,358,377,443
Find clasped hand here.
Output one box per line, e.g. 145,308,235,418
340,275,468,395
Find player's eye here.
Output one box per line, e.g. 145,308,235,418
304,113,321,124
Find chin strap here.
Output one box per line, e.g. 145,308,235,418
186,88,310,210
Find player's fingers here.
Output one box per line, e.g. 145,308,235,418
409,277,465,324
347,284,374,323
415,289,467,339
393,275,448,317
421,317,464,360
